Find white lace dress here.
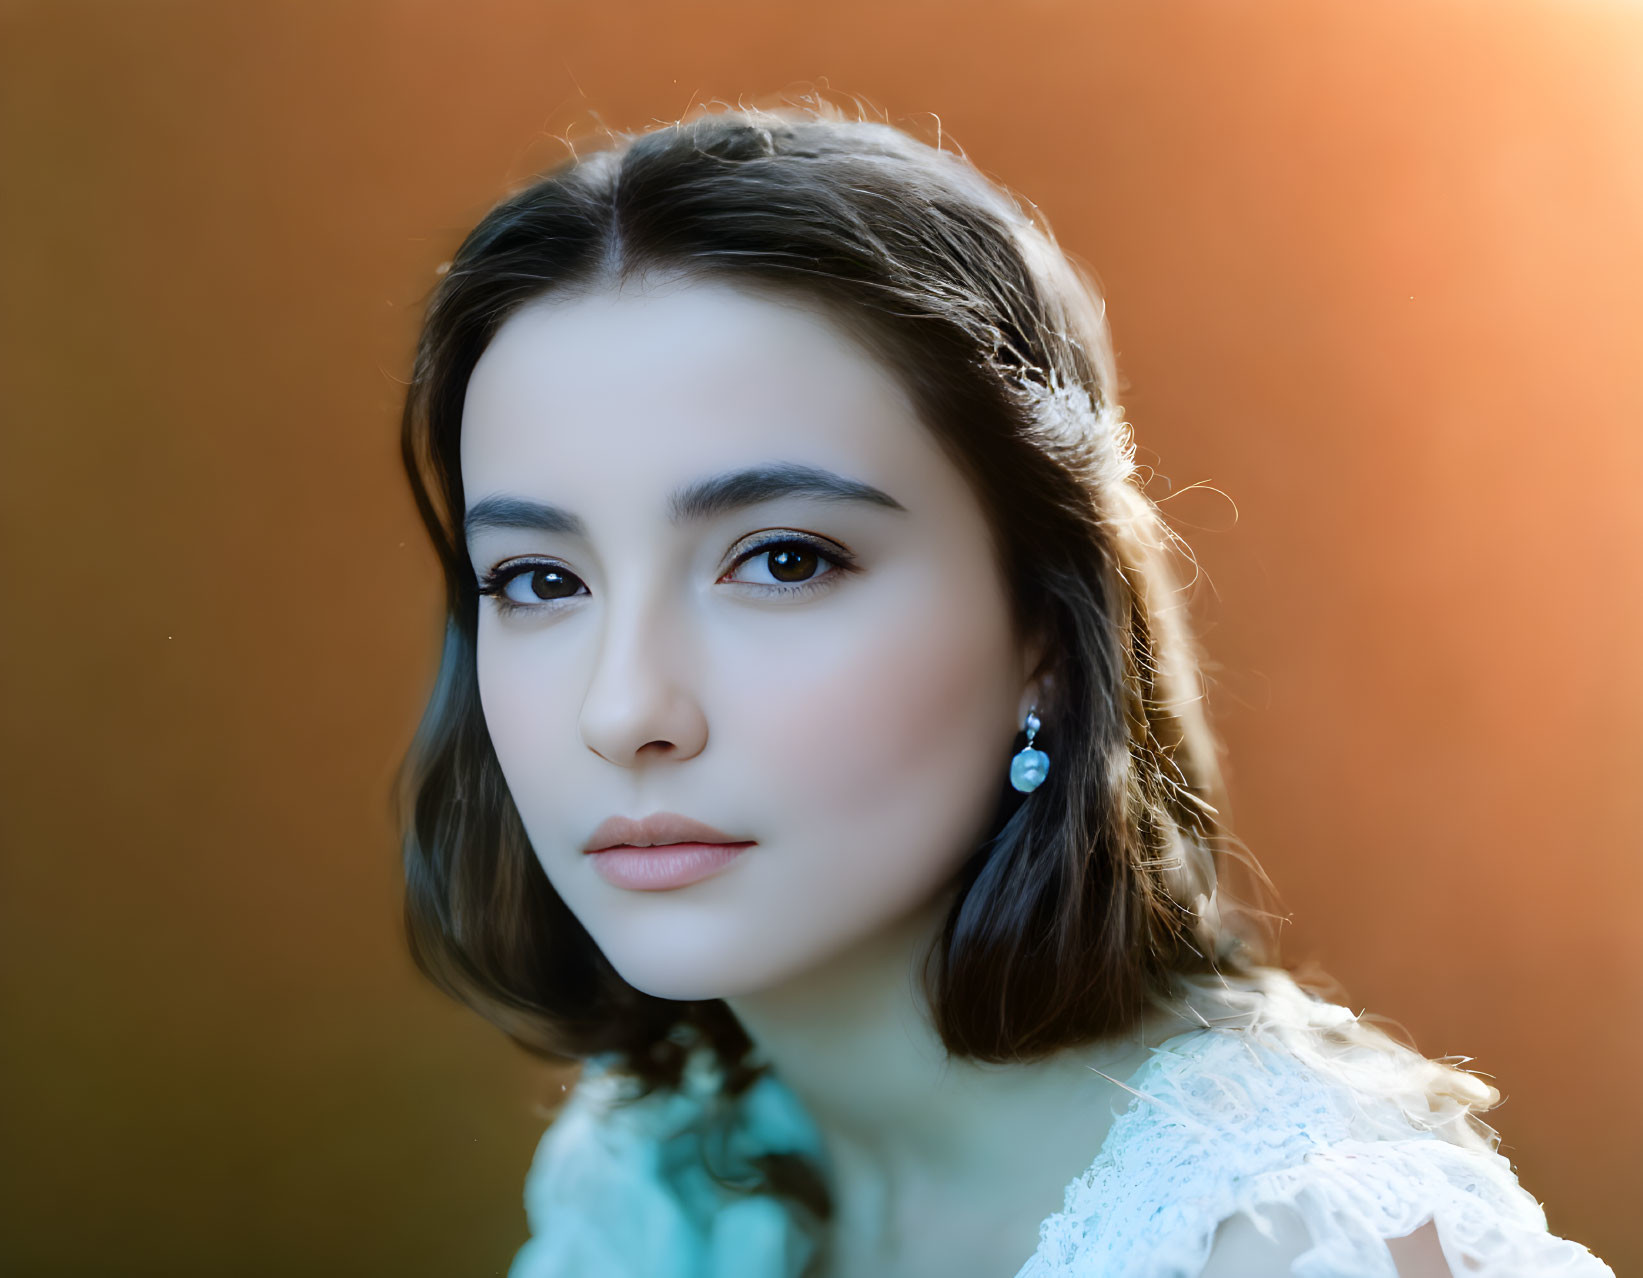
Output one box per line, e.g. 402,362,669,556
507,988,1615,1278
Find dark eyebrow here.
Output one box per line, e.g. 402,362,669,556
463,462,907,543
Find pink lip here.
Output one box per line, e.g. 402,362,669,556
583,810,750,854
588,842,754,891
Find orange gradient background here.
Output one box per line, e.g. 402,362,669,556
2,2,1639,1274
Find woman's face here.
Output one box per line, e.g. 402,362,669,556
460,275,1045,1001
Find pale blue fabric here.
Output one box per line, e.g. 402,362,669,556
509,1047,827,1278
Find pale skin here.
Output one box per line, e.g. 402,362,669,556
459,274,1455,1278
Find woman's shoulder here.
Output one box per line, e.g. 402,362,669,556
1127,966,1502,1151
1022,967,1616,1277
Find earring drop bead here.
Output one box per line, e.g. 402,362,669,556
1010,704,1050,793
1010,747,1049,792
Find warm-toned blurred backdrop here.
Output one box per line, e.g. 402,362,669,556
3,1,1639,1274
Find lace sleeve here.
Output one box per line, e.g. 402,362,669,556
1212,1136,1616,1277
1019,1027,1616,1278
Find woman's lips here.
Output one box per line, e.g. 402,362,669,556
587,841,755,891
583,810,747,853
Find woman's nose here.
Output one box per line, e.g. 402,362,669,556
576,590,709,768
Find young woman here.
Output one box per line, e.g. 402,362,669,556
394,101,1615,1278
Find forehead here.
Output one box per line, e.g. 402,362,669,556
458,277,934,498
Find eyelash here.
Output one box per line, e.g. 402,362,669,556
475,533,858,618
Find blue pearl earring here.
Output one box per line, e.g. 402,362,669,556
1009,705,1050,793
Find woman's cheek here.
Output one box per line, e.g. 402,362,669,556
476,632,575,802
735,589,1012,844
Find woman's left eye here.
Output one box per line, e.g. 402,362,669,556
723,535,856,595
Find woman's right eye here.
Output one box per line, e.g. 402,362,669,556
477,561,587,614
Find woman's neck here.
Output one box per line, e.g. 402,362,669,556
723,888,1201,1267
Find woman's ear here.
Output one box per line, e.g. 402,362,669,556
1021,678,1054,726
1018,632,1056,724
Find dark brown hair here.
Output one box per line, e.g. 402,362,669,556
395,95,1275,1237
